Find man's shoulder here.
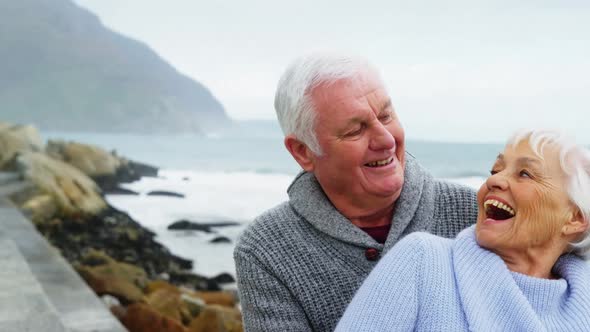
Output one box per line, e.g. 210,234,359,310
431,179,478,215
234,201,301,253
433,178,477,197
427,179,478,237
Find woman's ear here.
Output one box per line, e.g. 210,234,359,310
562,208,589,238
284,135,316,172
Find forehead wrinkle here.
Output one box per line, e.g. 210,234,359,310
348,98,388,124
341,106,384,131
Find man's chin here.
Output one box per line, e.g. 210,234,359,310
368,177,404,198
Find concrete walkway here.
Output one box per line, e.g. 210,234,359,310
0,238,67,332
0,172,127,332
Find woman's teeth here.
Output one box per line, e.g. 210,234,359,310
484,199,515,217
366,157,394,167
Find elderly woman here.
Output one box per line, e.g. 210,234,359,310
336,129,590,331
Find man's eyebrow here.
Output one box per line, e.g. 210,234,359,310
342,117,363,129
496,153,504,161
346,99,392,126
380,99,392,113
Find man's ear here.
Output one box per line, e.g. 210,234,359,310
284,135,316,172
562,208,589,238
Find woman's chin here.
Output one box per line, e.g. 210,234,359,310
475,217,515,248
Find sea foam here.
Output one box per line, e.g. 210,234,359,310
106,170,292,278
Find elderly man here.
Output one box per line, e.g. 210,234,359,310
233,54,478,331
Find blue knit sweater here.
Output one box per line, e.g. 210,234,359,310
336,226,590,331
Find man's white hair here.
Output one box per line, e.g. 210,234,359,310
274,53,381,155
508,129,590,259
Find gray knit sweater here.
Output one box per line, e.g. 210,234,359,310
233,155,478,332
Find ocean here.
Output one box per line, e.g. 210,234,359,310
43,120,504,280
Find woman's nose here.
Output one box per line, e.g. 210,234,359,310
486,172,509,191
369,124,396,151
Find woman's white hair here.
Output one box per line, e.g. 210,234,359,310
274,53,380,155
508,129,590,259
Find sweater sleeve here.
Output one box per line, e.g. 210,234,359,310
432,180,478,238
234,245,312,332
335,234,425,332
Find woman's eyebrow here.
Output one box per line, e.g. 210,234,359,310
496,154,542,168
516,157,543,169
493,153,505,166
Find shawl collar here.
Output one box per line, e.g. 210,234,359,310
452,226,590,331
287,154,433,249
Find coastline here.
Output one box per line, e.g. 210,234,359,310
0,122,243,332
105,169,293,280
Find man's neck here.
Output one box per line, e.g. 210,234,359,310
318,181,400,228
343,202,395,228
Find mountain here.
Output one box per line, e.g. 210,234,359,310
0,0,230,133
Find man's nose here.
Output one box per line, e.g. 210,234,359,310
369,123,395,151
486,172,509,191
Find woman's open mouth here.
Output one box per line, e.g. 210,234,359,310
484,199,515,221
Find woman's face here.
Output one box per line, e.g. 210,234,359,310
475,140,574,253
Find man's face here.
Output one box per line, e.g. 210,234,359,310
306,72,406,211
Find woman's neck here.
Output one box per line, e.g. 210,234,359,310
495,244,566,279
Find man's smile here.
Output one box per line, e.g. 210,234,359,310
365,157,394,168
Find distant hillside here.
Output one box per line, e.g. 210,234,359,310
0,0,230,133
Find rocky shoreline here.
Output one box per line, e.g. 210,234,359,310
0,122,242,332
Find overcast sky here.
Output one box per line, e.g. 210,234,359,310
73,0,590,143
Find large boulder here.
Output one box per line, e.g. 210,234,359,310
192,291,237,308
46,140,123,177
120,303,188,332
44,139,160,195
16,151,106,216
167,220,240,232
20,194,57,224
76,249,148,305
188,305,243,332
0,123,43,170
145,287,192,325
145,280,206,324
